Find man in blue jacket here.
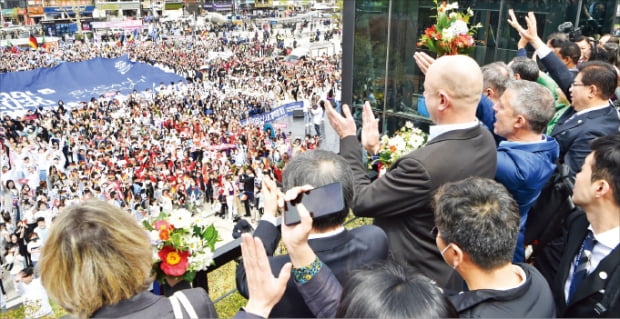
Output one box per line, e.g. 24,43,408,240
493,80,559,262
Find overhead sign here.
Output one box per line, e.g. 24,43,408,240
0,55,184,115
43,6,95,14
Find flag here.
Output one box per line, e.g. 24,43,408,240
29,35,38,49
6,39,18,53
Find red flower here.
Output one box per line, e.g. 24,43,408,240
158,246,190,277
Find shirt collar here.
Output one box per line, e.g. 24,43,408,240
429,120,479,141
590,225,620,250
575,103,611,116
309,226,345,239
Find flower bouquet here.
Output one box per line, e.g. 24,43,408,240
371,121,428,171
143,209,220,283
417,0,482,56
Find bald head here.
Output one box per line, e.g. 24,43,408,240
426,55,483,119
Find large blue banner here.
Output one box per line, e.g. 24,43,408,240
240,101,303,126
0,55,184,115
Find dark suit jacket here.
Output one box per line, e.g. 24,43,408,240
236,220,388,318
539,49,575,101
551,105,620,178
89,288,217,318
339,125,497,291
551,212,620,318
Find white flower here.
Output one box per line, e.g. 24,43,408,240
409,135,425,149
467,8,474,16
188,236,203,252
381,135,390,144
448,20,469,36
169,209,193,229
405,121,414,129
389,135,406,151
148,230,161,242
442,28,455,41
192,216,210,228
449,12,458,19
445,2,459,10
189,250,214,271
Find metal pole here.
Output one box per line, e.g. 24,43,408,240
381,0,393,132
493,0,505,62
575,0,583,29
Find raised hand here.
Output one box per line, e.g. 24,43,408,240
413,51,436,75
262,175,284,218
361,101,380,155
281,186,317,268
241,234,292,318
324,100,357,139
507,10,544,49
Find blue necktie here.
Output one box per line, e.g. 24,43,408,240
568,230,597,302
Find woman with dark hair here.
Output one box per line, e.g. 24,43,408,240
336,262,457,318
20,183,34,208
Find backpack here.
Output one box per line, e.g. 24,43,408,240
524,163,577,262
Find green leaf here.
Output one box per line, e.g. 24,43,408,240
183,270,196,282
142,219,154,231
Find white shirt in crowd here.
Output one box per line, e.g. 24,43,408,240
14,277,53,318
311,106,323,125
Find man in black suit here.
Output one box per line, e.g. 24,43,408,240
550,134,620,317
325,55,497,291
235,150,388,318
508,10,620,179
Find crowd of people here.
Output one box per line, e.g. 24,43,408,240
0,13,341,312
1,5,619,319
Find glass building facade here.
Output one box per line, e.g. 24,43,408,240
341,0,620,134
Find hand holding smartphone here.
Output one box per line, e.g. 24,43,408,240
283,182,345,226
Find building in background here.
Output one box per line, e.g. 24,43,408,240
341,0,620,134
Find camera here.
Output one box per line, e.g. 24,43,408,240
557,22,582,42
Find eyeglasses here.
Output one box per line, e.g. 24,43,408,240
571,82,587,87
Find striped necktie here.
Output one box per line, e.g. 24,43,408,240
568,230,597,302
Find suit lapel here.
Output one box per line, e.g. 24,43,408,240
552,105,616,137
557,217,589,305
569,245,620,305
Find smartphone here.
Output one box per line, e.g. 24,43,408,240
283,182,345,226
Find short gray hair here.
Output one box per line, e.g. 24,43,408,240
505,80,555,134
482,62,514,97
282,150,353,230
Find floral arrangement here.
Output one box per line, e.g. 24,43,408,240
143,209,219,283
371,121,428,169
417,0,482,56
